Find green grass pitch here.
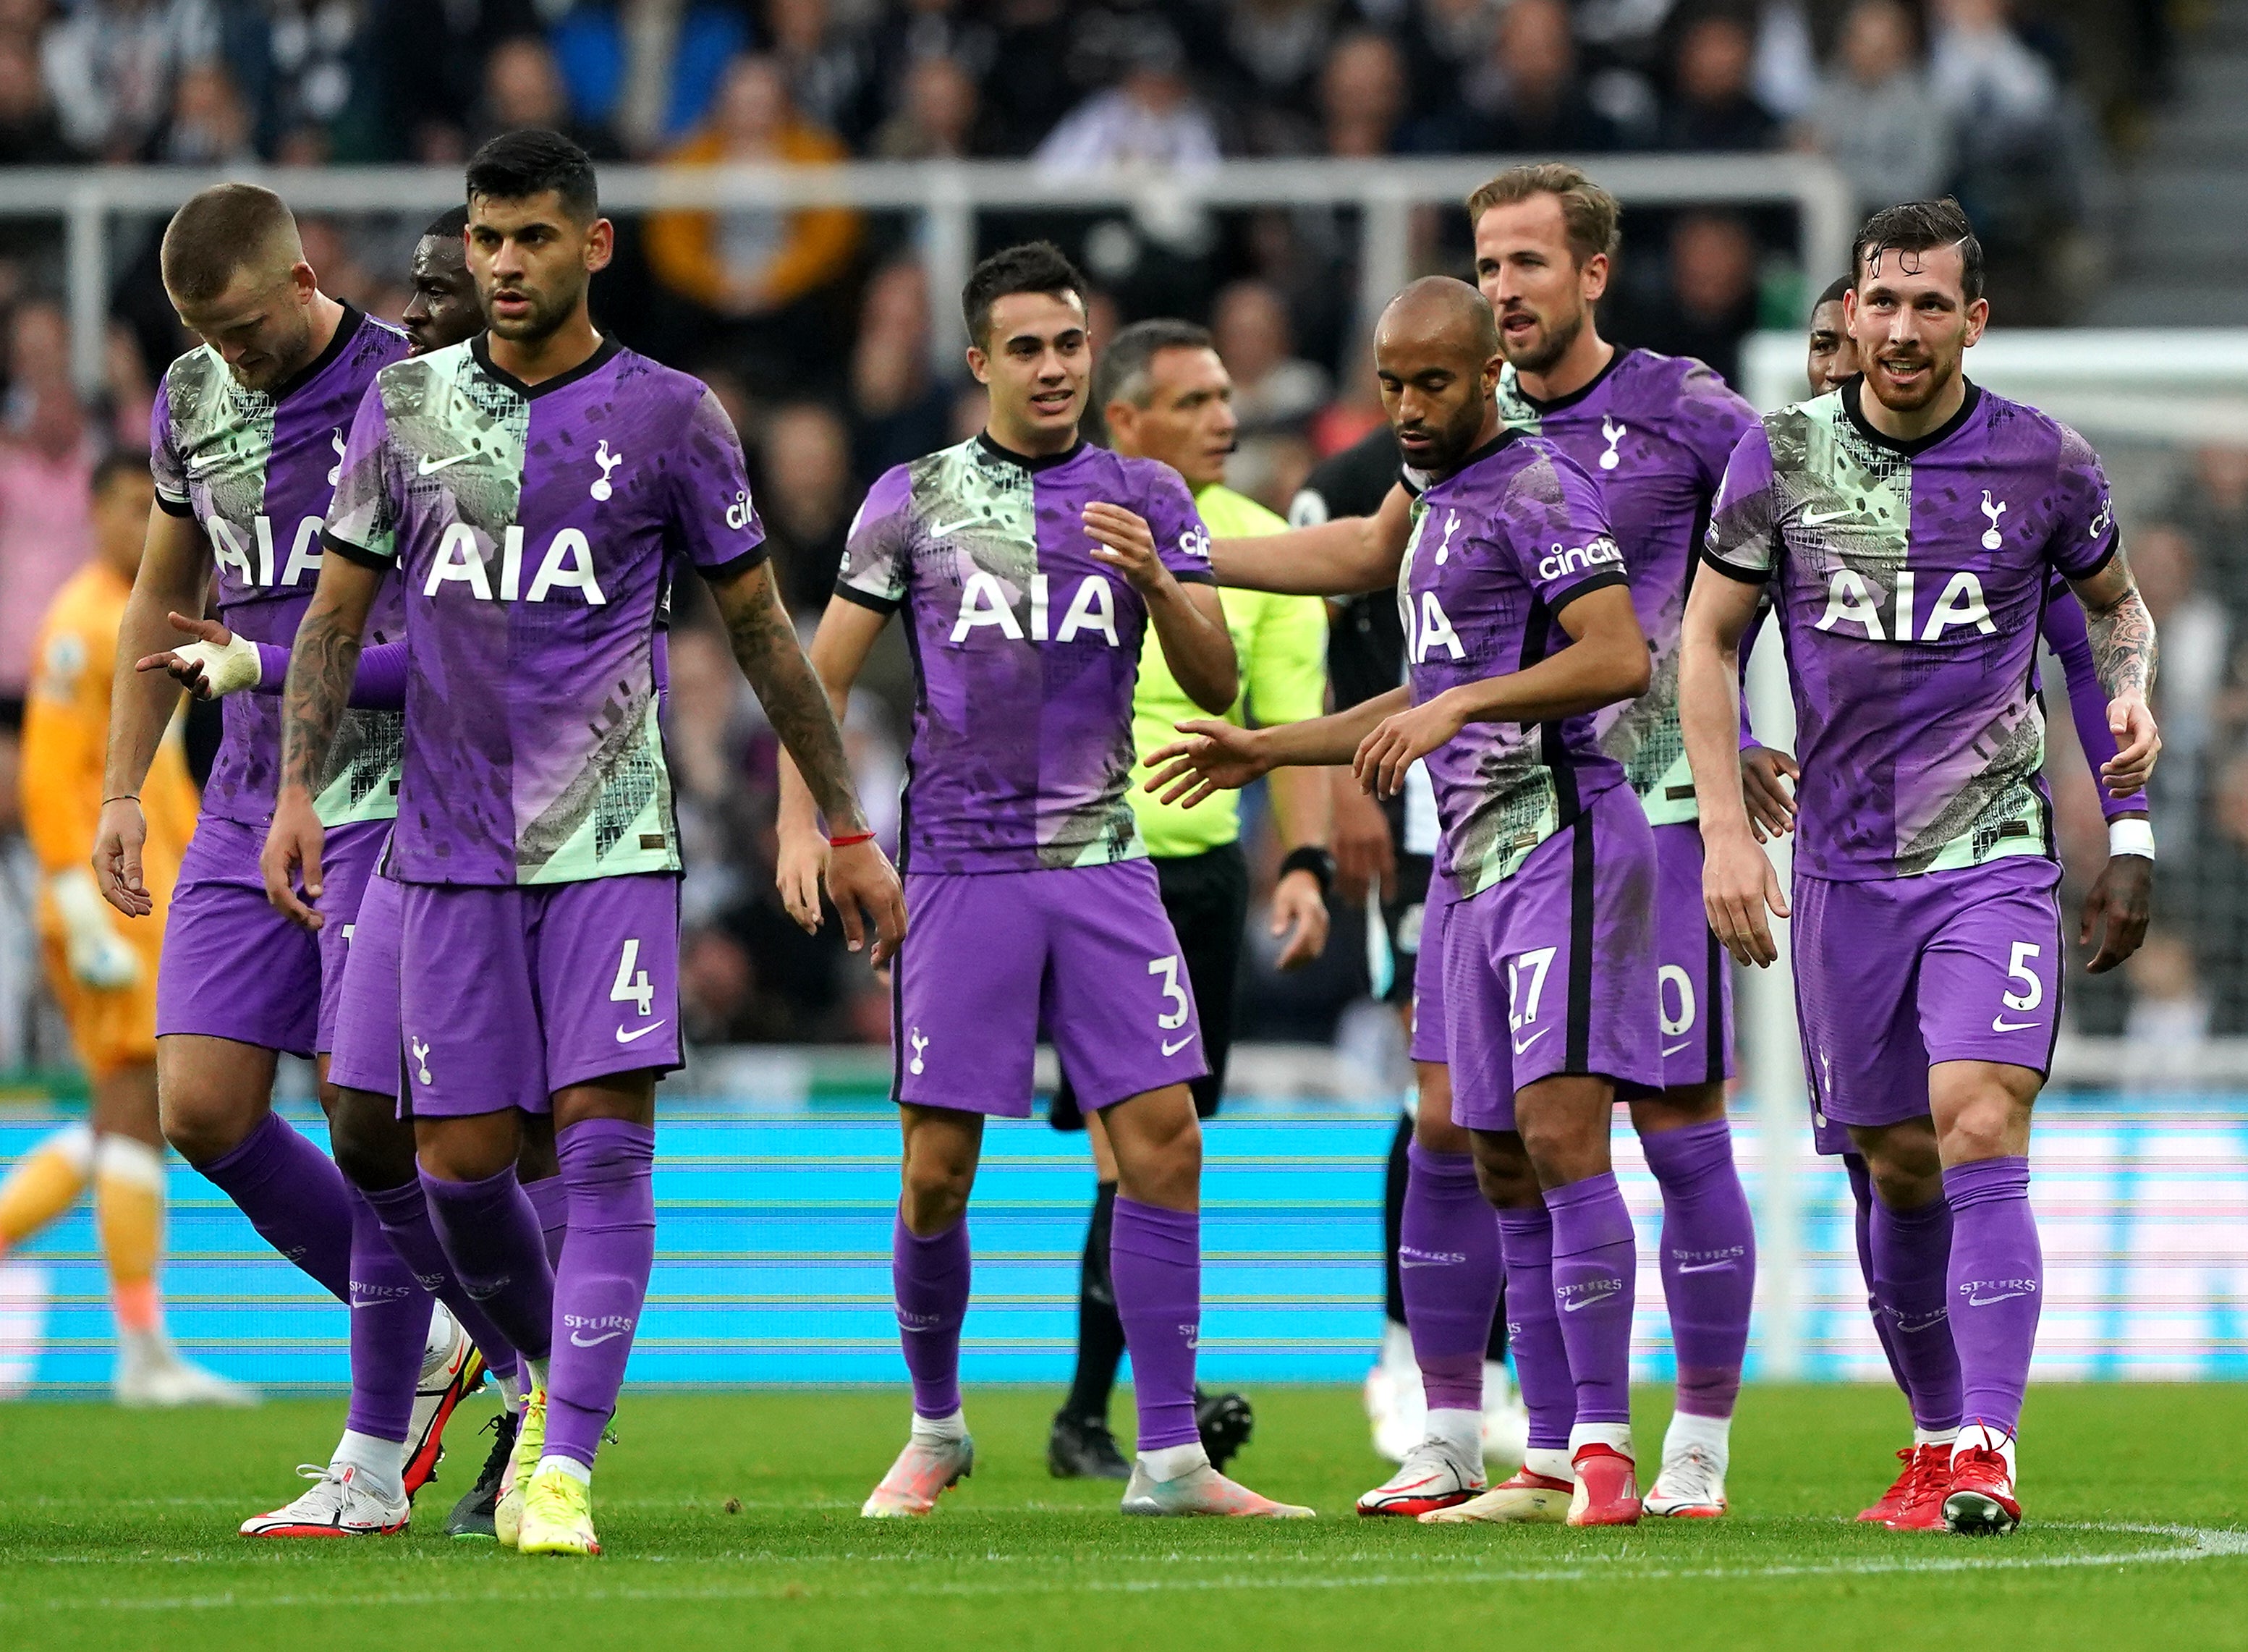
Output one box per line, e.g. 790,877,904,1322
3,1384,2243,1651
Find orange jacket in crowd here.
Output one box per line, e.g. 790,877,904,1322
644,123,864,315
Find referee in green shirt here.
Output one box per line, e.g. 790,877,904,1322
1047,319,1335,1479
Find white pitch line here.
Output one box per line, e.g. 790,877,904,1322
8,1523,2244,1614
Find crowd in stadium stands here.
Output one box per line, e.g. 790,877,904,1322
0,0,2208,1068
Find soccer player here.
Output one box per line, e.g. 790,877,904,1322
1291,413,1526,1472
774,242,1307,1520
1684,199,2160,1535
1150,277,1662,1527
1043,318,1332,1481
94,184,480,1535
265,128,901,1559
1733,274,2155,1530
0,450,251,1407
139,203,547,1540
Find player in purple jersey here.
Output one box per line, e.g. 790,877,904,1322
263,130,904,1558
1199,165,1763,1522
1150,279,1661,1528
93,185,483,1538
773,242,1309,1521
137,206,557,1541
1727,276,2154,1530
1684,200,2161,1535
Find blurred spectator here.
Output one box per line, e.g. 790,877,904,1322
765,0,878,151
1799,0,1953,208
1221,0,1340,151
1212,278,1330,436
666,624,761,930
2129,522,2228,799
1318,29,1407,157
158,59,255,165
0,726,64,1073
1660,11,1781,151
870,53,988,158
365,0,538,161
1620,211,1762,386
1034,20,1220,172
1408,0,1621,153
547,0,748,157
755,401,854,616
645,53,862,391
0,301,93,715
479,33,625,157
874,0,996,114
849,258,952,481
2187,751,2248,1035
1397,0,1501,114
1928,0,2055,128
2120,931,2207,1088
42,0,214,161
223,0,372,161
0,31,75,164
2166,446,2248,618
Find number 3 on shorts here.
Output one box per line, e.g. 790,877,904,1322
611,938,656,1018
1148,954,1190,1030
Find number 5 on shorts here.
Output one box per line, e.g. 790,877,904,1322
611,938,656,1018
1149,954,1190,1030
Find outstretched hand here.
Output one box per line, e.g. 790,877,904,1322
1144,719,1272,809
136,612,258,700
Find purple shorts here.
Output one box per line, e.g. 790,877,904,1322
1409,871,1454,1065
397,873,682,1118
156,815,387,1059
1792,856,2064,1144
327,866,402,1097
1652,821,1734,1090
1443,785,1664,1133
894,859,1208,1117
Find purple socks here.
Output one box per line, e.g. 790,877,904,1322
525,1174,570,1266
342,1185,433,1444
893,1213,970,1420
422,1161,555,1367
1640,1119,1755,1418
1108,1197,1203,1454
1399,1143,1502,1414
1496,1205,1572,1452
543,1119,656,1469
199,1110,354,1302
1943,1156,2041,1438
360,1176,519,1386
1870,1184,1964,1431
1845,1153,1914,1404
1545,1172,1637,1428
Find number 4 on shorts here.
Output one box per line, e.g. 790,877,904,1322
611,938,656,1018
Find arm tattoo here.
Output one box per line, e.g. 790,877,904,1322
280,598,362,795
2080,554,2158,702
720,567,867,833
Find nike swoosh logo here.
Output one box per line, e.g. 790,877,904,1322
1161,1033,1197,1056
1511,1027,1551,1057
1967,1291,2029,1307
616,1020,669,1044
1662,1039,1693,1057
1561,1292,1616,1313
1990,1017,2040,1033
569,1329,625,1347
1800,507,1855,526
1398,1258,1444,1268
418,451,474,475
928,518,977,538
1676,1261,1734,1275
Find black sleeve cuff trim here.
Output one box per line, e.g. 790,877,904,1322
156,493,194,517
698,546,771,588
322,532,390,571
831,582,902,616
1549,569,1631,616
1698,548,1770,585
1171,567,1217,587
2063,541,2118,585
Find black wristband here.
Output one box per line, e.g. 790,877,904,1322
1278,845,1336,899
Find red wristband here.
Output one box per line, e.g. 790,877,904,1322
826,829,875,848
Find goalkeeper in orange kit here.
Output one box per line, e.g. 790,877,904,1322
0,450,251,1405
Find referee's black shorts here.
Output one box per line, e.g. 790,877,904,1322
1379,851,1435,1009
1051,842,1249,1129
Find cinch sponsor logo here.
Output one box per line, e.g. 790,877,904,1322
1176,525,1211,562
1535,535,1621,581
425,524,608,606
208,514,326,589
951,571,1123,646
1815,568,1996,643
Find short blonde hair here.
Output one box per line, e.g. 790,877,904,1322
160,183,302,306
1466,163,1621,267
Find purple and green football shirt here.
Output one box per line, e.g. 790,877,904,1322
323,334,766,885
1497,348,1757,827
1401,431,1632,899
151,305,409,827
1702,378,2121,881
835,433,1216,874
